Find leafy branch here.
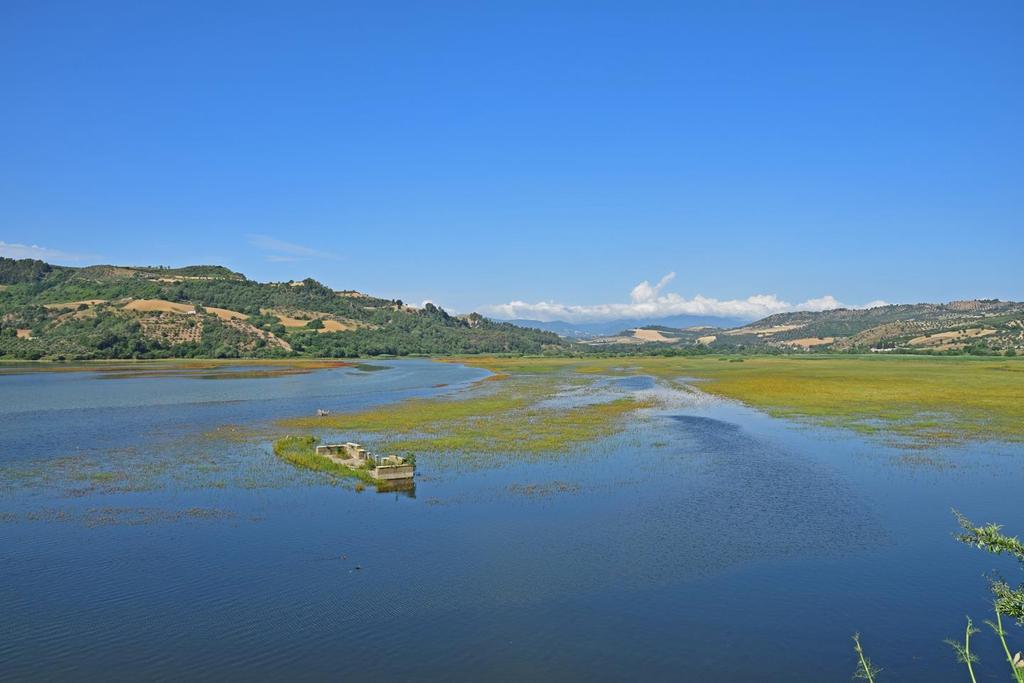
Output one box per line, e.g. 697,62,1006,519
954,509,1024,623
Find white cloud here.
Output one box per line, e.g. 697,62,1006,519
798,295,843,311
630,271,676,303
248,234,337,261
0,240,93,263
483,273,887,323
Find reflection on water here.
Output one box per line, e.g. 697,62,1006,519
374,479,416,497
1,361,1023,682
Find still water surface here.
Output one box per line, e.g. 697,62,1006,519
1,360,1022,681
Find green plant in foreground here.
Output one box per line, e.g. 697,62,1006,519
852,512,1024,680
945,617,980,683
987,607,1024,683
954,510,1024,623
852,633,881,682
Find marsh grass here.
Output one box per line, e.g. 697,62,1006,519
276,353,1024,464
453,355,1024,446
280,363,655,458
0,438,297,499
659,356,1023,445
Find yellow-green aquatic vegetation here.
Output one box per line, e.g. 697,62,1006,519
457,354,1024,445
280,362,654,455
278,354,1024,453
664,356,1024,444
684,356,1018,443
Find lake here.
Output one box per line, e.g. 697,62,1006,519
2,359,1022,681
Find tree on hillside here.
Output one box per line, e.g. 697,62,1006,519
0,257,53,284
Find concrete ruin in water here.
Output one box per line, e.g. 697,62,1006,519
314,442,415,481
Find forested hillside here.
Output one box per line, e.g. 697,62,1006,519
0,258,563,360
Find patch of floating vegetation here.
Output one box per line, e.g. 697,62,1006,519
891,453,958,470
0,451,162,497
351,363,390,372
201,422,280,444
0,437,306,499
1,506,236,526
507,481,581,497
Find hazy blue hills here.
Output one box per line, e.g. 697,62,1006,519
504,315,747,339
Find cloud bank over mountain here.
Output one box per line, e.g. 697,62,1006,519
484,272,888,323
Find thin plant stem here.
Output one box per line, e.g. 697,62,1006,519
852,633,878,683
947,618,980,683
990,607,1024,683
965,618,978,683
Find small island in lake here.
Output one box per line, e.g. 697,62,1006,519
315,442,415,481
272,435,415,485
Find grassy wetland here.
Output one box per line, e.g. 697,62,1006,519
279,354,1024,456
281,368,656,455
628,354,1024,445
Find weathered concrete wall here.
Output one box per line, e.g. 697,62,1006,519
342,443,368,459
373,465,415,480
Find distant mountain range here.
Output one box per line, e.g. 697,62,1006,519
503,315,747,339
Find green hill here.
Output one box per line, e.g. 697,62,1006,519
0,257,563,360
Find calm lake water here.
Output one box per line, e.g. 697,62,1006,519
2,360,1023,681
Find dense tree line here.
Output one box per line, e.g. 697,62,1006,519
0,257,55,284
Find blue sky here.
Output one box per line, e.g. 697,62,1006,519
2,1,1021,321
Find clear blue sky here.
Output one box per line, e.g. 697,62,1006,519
2,1,1021,320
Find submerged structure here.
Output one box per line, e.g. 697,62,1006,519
315,441,415,480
